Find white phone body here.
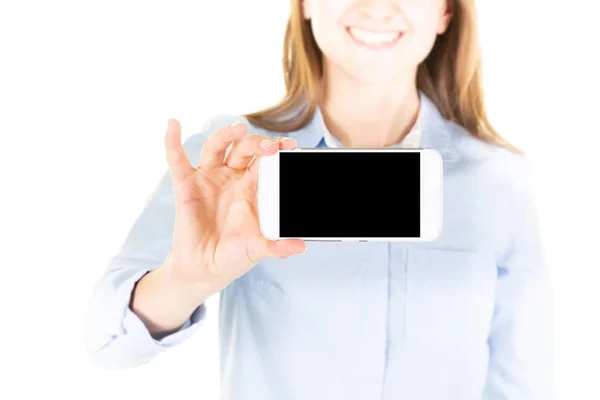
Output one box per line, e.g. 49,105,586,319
257,148,443,242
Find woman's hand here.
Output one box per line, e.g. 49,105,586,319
162,119,306,298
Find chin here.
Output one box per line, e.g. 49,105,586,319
324,51,413,85
346,65,406,85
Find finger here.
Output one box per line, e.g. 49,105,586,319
247,154,261,176
237,155,260,202
243,136,296,180
276,136,297,150
164,119,195,184
198,122,248,170
225,134,279,169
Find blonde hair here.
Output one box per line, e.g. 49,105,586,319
243,0,521,153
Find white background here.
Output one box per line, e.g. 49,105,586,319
1,1,598,399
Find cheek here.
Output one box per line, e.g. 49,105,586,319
402,4,445,57
308,0,349,24
309,2,348,54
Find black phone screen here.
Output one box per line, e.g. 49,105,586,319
279,150,421,238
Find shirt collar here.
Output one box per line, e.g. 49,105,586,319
322,107,422,149
287,90,457,164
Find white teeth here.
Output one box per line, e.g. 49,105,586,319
348,27,400,45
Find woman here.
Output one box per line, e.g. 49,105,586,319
84,0,554,399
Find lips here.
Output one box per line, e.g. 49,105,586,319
346,27,403,49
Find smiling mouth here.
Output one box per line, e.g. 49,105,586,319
346,27,403,49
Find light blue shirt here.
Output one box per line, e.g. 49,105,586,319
84,92,555,399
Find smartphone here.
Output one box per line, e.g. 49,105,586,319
257,148,443,242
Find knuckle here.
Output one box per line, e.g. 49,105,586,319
242,133,261,142
255,135,276,148
203,135,218,149
213,126,232,141
235,134,262,151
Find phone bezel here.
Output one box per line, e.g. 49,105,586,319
258,148,443,242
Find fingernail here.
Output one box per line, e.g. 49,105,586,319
230,121,244,128
279,138,297,148
260,139,277,149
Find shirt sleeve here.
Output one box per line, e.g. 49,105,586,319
83,117,234,369
483,156,556,399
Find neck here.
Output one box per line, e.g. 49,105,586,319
316,60,420,148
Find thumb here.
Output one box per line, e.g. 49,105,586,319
248,236,306,262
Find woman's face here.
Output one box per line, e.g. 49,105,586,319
303,0,452,84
